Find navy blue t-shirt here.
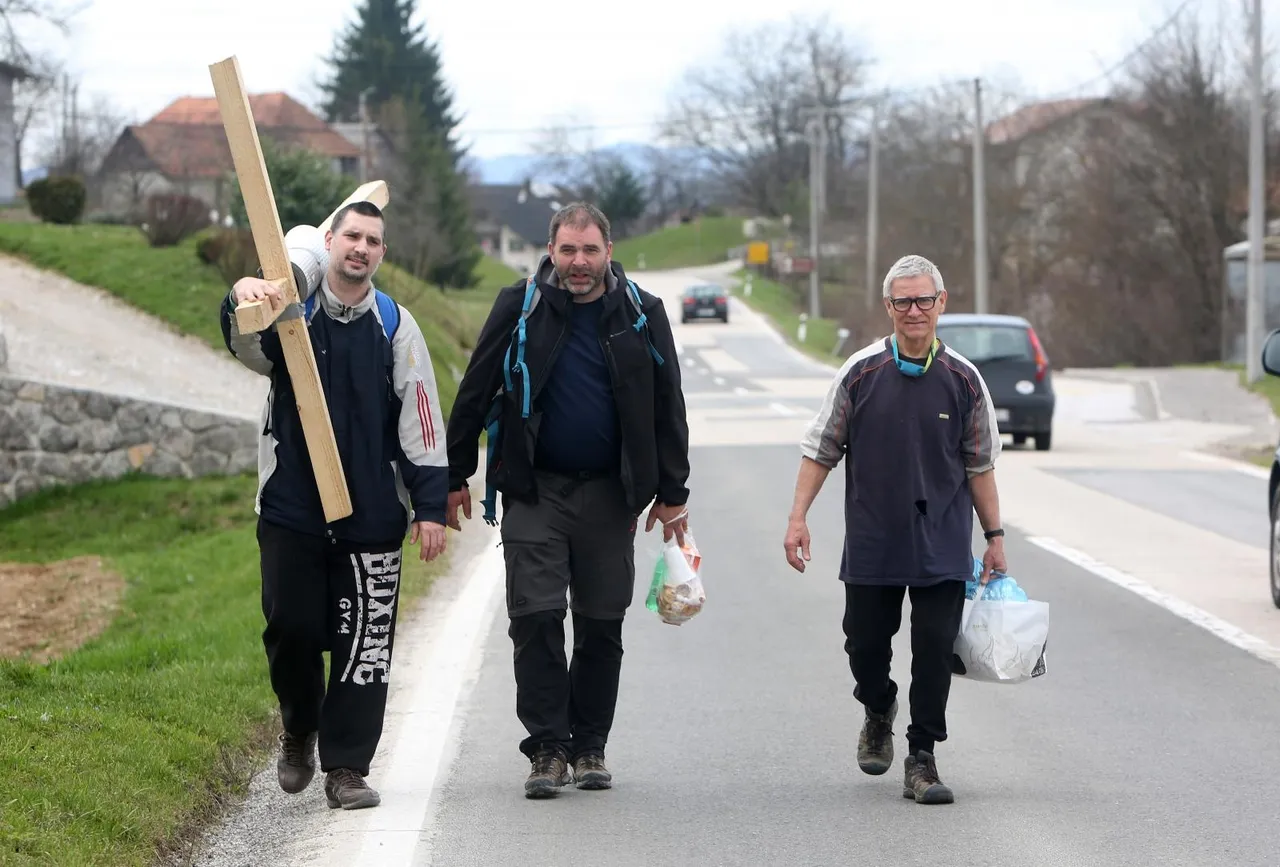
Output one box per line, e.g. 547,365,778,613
799,336,1003,587
533,297,621,473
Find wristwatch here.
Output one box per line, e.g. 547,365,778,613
983,528,1005,540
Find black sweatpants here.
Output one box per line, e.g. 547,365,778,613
257,517,404,776
500,470,636,760
842,579,966,757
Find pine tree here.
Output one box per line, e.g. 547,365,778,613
318,0,463,163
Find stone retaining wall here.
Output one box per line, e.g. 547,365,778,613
0,374,259,509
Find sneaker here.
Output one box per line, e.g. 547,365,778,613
902,750,954,804
324,768,382,810
857,699,896,775
573,752,612,790
276,731,317,794
524,746,572,799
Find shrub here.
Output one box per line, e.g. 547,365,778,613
26,176,87,224
199,228,260,287
141,193,211,247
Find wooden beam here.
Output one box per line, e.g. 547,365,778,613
210,54,353,523
232,180,391,333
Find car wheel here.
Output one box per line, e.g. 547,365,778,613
1034,431,1052,451
1270,486,1280,609
1012,434,1027,446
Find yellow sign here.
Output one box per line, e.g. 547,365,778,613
746,241,770,265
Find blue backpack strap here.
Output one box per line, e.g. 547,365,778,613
625,279,664,366
374,289,400,341
484,274,540,526
303,288,400,344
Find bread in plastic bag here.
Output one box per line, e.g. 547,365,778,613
645,530,705,626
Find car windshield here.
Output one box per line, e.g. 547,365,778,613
937,324,1033,364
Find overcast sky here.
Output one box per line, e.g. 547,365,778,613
17,0,1272,164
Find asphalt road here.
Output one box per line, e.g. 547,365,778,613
413,271,1280,866
189,265,1280,867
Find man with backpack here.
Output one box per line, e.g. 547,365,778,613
445,202,691,798
220,200,449,812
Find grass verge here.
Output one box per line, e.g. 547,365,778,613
0,472,448,866
611,216,745,271
724,269,844,366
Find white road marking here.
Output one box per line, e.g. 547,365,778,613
1180,449,1271,480
1027,535,1280,670
351,541,506,866
733,386,750,396
769,402,795,416
713,376,725,386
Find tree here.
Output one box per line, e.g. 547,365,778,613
229,137,356,233
595,159,647,238
375,96,479,289
317,0,463,161
659,12,871,216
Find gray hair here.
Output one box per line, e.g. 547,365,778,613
882,254,945,297
548,201,611,246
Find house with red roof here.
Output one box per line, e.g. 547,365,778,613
96,91,362,220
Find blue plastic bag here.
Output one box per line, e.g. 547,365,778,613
965,556,1028,602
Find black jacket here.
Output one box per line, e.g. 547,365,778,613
447,257,690,516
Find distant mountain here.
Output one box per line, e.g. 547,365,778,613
468,141,711,185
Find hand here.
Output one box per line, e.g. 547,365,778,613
232,276,284,311
980,536,1007,584
446,488,472,531
783,516,811,573
645,501,688,546
409,521,446,562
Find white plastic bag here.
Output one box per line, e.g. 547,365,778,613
952,579,1049,684
645,530,706,626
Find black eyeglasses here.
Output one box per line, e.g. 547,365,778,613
888,294,940,312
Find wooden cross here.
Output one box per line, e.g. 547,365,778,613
209,54,370,523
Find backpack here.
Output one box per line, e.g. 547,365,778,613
303,287,401,342
479,274,665,525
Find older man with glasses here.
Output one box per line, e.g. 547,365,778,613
782,253,1006,806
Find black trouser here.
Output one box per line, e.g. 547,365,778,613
500,470,636,760
257,517,404,776
842,580,966,757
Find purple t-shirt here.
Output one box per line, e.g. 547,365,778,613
800,336,1002,587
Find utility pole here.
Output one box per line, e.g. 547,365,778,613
358,89,373,183
803,111,824,320
1247,0,1266,383
866,103,879,311
972,77,989,314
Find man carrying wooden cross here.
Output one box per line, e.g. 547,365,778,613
219,199,449,811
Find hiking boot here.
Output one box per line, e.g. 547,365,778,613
276,731,317,794
524,746,572,799
903,750,954,805
857,699,896,775
573,752,613,790
324,768,381,810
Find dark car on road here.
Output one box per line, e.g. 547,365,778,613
936,312,1055,451
680,283,729,324
1257,329,1280,608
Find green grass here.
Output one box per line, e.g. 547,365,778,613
611,216,745,271
0,223,522,419
0,473,447,866
725,269,844,366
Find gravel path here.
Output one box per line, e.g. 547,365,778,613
0,253,267,419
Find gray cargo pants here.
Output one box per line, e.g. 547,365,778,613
500,469,638,759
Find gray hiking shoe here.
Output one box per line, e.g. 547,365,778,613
276,731,317,794
524,746,572,799
903,750,954,804
573,752,613,790
857,699,896,775
324,768,381,810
